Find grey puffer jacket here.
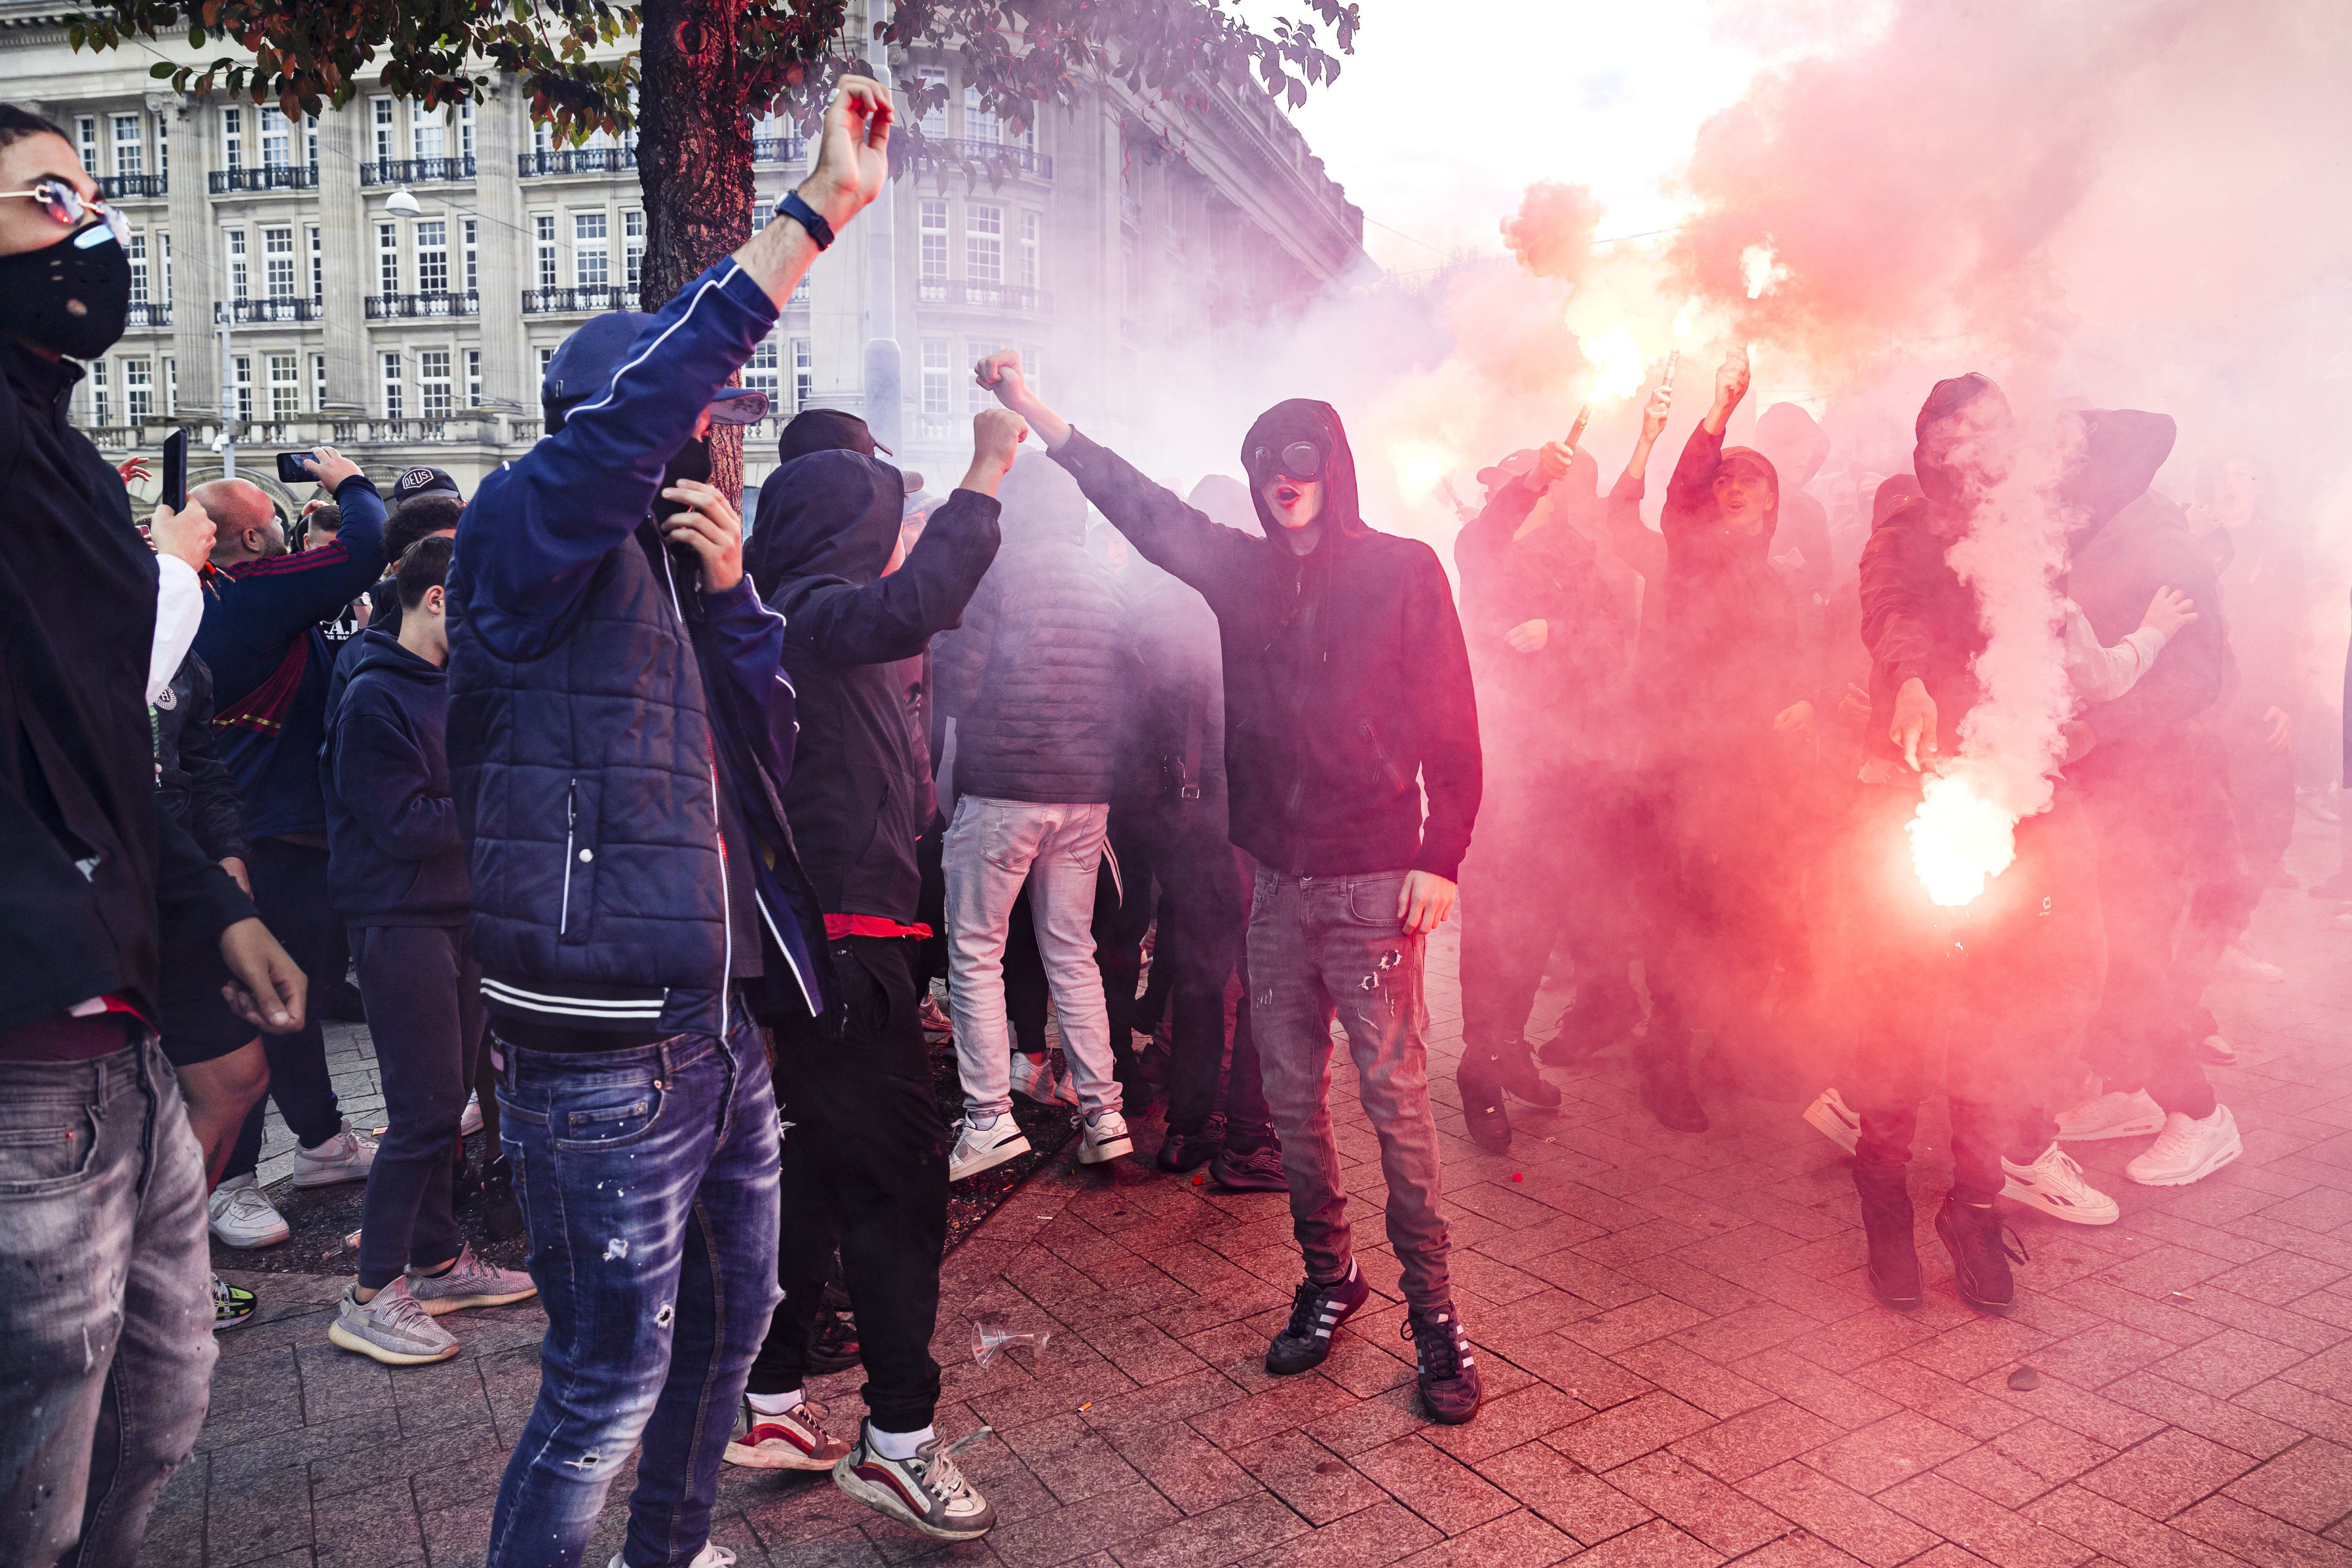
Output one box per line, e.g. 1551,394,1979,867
932,453,1132,804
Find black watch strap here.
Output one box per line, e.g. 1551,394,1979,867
774,190,835,251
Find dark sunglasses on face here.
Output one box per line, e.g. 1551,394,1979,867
0,176,129,246
1253,440,1324,483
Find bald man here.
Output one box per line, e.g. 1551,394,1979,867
190,447,390,1248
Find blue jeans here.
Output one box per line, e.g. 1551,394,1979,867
486,1008,782,1568
0,1037,215,1568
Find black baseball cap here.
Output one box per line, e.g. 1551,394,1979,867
776,407,892,464
390,466,462,507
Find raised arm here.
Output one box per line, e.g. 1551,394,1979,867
1599,383,1673,582
1662,349,1749,528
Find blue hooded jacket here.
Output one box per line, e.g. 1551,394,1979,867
323,628,467,926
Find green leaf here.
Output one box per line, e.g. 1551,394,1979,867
149,59,176,78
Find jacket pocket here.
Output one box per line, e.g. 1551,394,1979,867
558,775,600,947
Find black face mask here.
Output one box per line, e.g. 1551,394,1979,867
654,435,712,522
0,222,131,361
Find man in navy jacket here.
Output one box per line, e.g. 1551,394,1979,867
447,80,896,1568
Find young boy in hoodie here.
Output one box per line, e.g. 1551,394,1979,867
976,351,1488,1426
323,536,537,1366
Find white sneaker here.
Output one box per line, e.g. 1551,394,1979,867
608,1545,734,1568
2056,1088,2165,1142
834,1419,997,1541
2127,1106,2242,1187
2001,1142,2119,1224
1803,1087,1860,1155
1012,1054,1078,1109
459,1093,483,1137
292,1117,378,1188
2218,944,2285,984
2195,1033,2237,1066
949,1115,1032,1182
209,1172,290,1248
1077,1108,1133,1166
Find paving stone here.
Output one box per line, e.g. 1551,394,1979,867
1879,1471,2095,1568
1604,1450,1792,1555
1738,1461,1941,1567
2171,1494,2352,1567
1669,1400,1841,1484
1545,1391,1716,1473
2076,1428,2260,1521
1351,1433,1518,1535
2222,1435,2352,1531
1804,1411,1981,1497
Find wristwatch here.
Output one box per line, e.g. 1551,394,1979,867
773,190,834,251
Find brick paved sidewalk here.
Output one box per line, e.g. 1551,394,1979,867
149,813,2352,1567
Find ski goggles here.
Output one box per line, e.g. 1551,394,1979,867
1250,439,1325,483
0,177,129,247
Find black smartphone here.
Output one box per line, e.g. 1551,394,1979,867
159,427,188,512
275,451,315,486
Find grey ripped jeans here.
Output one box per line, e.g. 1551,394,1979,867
1246,867,1452,1313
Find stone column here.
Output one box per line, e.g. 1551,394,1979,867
164,95,219,418
314,98,369,415
472,77,532,410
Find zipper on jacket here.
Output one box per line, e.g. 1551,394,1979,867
1362,718,1409,793
559,778,578,935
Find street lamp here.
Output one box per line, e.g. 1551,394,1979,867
385,187,421,217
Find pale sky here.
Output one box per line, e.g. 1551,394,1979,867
1272,0,1879,273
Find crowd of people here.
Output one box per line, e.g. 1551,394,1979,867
4,74,2345,1568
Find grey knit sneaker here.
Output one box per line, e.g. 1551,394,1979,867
328,1278,461,1365
405,1244,538,1316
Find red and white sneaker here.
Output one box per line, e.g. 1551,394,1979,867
723,1396,853,1471
832,1419,997,1540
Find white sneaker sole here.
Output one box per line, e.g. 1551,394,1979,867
1078,1134,1133,1166
292,1162,372,1188
2056,1112,2165,1143
328,1321,461,1365
2128,1131,2244,1188
950,1134,1031,1183
832,1454,993,1541
1999,1176,2119,1225
412,1284,538,1316
723,1438,837,1471
210,1220,290,1250
1803,1098,1860,1155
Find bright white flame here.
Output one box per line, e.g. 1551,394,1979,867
1405,453,1445,489
1672,298,1700,338
1741,238,1791,300
1392,441,1458,503
1577,326,1647,404
1906,771,2019,907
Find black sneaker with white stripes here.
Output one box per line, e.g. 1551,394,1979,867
1264,1261,1369,1375
1404,1305,1482,1424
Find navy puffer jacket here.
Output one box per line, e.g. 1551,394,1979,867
932,453,1132,804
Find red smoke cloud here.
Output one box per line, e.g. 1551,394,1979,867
1501,181,1603,286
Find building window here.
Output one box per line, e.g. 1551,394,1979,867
1020,211,1041,290
466,348,481,407
535,215,557,291
417,220,448,295
962,86,999,145
533,120,554,155
965,342,1005,411
573,211,608,288
308,225,322,303
124,358,151,423
127,232,148,306
263,226,295,299
918,70,949,137
233,355,252,421
111,115,143,177
413,108,445,162
919,338,950,417
154,111,168,179
538,346,556,383
462,219,478,295
75,116,98,175
967,203,1003,285
459,102,475,160
372,98,394,163
88,357,108,424
268,353,299,418
305,113,318,169
225,228,248,300
381,352,403,418
745,337,779,407
624,209,644,292
1022,345,1043,395
312,353,327,411
221,108,241,170
159,229,171,301
259,108,291,169
918,200,948,282
793,337,813,413
419,349,452,419
377,222,399,297
163,356,177,415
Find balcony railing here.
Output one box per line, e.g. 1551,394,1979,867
520,284,636,314
226,297,321,323
908,137,1053,180
916,280,1053,314
126,301,170,328
366,292,480,318
99,174,165,200
358,156,476,186
518,145,637,177
208,164,318,194
753,135,809,165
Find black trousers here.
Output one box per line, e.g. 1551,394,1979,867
227,837,347,1178
753,936,947,1433
1153,816,1273,1150
2084,763,2224,1120
352,924,484,1289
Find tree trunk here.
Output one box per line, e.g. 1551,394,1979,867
639,0,756,502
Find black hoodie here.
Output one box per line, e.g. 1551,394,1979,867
1050,402,1482,881
747,450,1000,919
323,628,469,925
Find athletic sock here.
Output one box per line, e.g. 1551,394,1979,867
872,1423,933,1461
747,1389,805,1417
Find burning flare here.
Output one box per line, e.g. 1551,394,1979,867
1741,239,1791,300
1906,769,2018,907
1577,325,1647,404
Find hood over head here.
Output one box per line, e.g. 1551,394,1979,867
1188,474,1257,534
2058,408,2177,548
1240,399,1363,541
997,451,1090,547
1754,402,1830,489
746,449,905,592
1912,372,2014,507
1713,446,1781,545
347,625,443,684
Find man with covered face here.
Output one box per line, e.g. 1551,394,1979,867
976,352,1487,1425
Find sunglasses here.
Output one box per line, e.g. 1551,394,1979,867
1252,440,1324,483
0,177,129,247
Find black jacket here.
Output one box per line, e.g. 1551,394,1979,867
747,451,1000,919
0,341,254,1037
1126,555,1230,839
1052,402,1481,881
325,629,469,925
933,453,1132,805
155,654,252,867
